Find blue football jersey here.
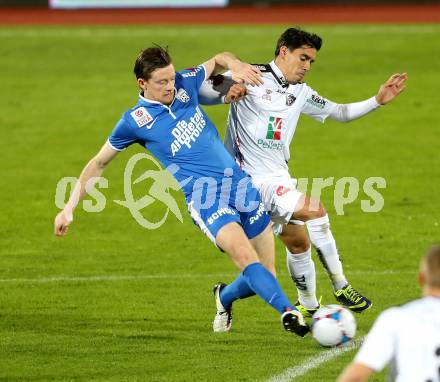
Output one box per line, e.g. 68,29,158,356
108,65,249,201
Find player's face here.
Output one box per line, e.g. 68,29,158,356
139,64,176,105
278,45,317,84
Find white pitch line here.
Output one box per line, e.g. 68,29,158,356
0,270,415,284
265,337,365,382
0,273,235,284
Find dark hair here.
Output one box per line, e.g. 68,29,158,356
275,27,322,56
133,45,172,80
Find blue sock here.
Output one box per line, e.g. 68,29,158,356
220,274,256,309
242,262,295,314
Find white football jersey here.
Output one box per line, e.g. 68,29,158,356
224,61,336,180
355,296,440,382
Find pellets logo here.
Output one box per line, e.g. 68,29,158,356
266,116,283,140
130,107,153,127
306,94,327,109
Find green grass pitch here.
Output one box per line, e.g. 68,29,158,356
0,24,439,381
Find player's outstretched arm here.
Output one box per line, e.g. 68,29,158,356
54,142,119,237
375,73,407,105
203,52,263,87
326,73,408,123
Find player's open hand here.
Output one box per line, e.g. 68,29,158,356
376,73,408,105
54,210,73,237
224,84,247,103
229,61,263,87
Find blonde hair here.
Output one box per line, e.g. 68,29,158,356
423,244,440,288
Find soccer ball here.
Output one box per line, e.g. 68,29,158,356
311,304,356,347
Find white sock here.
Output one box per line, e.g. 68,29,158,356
286,247,319,309
306,214,348,291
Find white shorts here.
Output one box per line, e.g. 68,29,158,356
252,176,305,235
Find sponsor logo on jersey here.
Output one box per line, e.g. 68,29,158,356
130,107,153,127
170,106,206,156
306,94,327,109
249,202,265,225
266,116,283,140
207,207,237,225
176,88,190,103
276,185,291,196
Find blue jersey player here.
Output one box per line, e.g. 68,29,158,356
54,46,308,337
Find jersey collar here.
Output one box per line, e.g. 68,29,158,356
139,89,177,108
269,61,289,88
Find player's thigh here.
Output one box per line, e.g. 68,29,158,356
292,195,326,221
216,222,260,270
279,223,310,254
257,177,304,225
249,224,276,275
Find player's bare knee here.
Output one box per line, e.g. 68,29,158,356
312,202,326,219
230,243,259,268
295,200,327,221
285,236,310,254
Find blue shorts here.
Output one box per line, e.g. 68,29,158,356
187,177,270,246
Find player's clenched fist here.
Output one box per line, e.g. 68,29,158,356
224,84,247,103
229,61,263,87
54,210,73,236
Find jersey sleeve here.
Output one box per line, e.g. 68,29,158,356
108,118,138,151
301,85,337,123
178,65,207,92
354,309,398,371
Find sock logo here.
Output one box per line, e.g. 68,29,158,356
293,275,308,291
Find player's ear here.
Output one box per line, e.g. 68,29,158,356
280,46,287,57
418,270,426,287
137,78,147,89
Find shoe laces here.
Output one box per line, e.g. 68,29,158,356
345,286,363,303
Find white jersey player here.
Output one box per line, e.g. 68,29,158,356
199,27,407,316
338,245,440,382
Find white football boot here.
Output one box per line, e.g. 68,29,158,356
213,283,232,332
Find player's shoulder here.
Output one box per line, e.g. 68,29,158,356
252,63,277,82
123,103,155,129
252,63,271,72
375,299,426,325
400,296,440,314
177,65,206,80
